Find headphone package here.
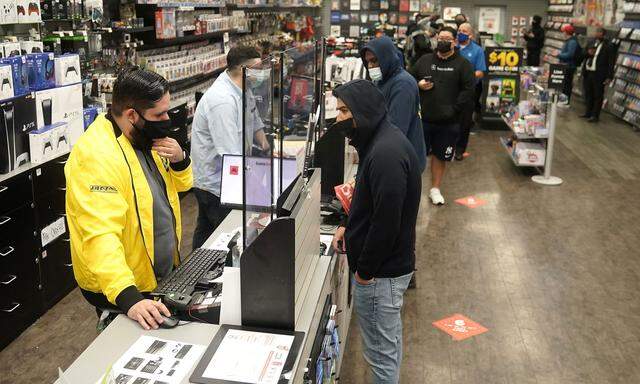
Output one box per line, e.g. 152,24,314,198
0,93,37,174
0,64,14,101
53,53,80,86
0,55,29,96
26,52,55,90
35,82,83,145
28,121,69,164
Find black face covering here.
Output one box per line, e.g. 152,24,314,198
130,109,172,150
332,117,360,146
436,41,453,54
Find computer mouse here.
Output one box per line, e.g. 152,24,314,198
159,315,179,329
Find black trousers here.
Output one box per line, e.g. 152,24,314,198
456,102,475,154
192,188,232,249
527,49,541,67
583,71,605,118
563,67,576,101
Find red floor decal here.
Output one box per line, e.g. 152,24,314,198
432,314,489,341
455,196,487,208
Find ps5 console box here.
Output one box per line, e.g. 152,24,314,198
0,64,14,101
26,52,55,90
0,93,37,174
53,53,80,86
0,1,19,24
16,0,42,23
29,121,69,164
35,82,83,145
0,55,29,96
0,42,22,58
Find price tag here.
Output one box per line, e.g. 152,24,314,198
41,217,66,247
486,47,523,73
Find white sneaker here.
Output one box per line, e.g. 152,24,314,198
557,100,570,108
429,188,445,205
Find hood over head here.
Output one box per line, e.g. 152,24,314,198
333,79,388,150
360,36,402,83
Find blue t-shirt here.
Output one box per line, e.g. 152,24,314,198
459,41,487,82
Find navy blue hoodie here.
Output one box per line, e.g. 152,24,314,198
361,36,427,172
333,80,422,280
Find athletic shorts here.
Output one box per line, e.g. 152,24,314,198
423,122,460,162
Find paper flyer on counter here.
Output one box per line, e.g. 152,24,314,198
96,336,206,384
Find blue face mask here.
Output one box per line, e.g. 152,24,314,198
458,32,470,44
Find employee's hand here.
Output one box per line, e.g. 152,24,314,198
418,79,434,91
332,226,346,253
355,271,374,285
152,137,185,163
127,299,171,330
604,78,612,85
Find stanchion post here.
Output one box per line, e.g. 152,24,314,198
532,90,563,185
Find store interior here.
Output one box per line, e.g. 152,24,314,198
1,0,640,383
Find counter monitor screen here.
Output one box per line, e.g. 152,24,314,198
220,154,299,208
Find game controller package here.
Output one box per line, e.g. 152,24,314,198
0,0,18,24
53,53,80,86
0,64,14,100
20,40,44,54
83,106,98,129
0,93,37,174
0,55,29,96
35,82,83,145
26,52,55,90
16,0,42,23
0,42,22,58
29,121,69,164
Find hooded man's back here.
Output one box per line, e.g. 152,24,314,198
361,36,427,172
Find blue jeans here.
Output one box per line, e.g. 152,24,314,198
353,272,413,384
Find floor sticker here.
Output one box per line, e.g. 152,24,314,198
432,314,489,341
455,196,487,209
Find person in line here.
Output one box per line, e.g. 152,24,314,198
454,13,468,27
191,46,270,249
455,22,486,160
406,12,423,36
405,17,434,72
65,68,193,330
361,36,427,172
331,79,422,384
581,27,615,123
523,15,545,66
556,24,581,107
411,26,475,205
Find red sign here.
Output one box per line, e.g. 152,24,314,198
433,314,488,341
455,196,487,209
230,165,239,175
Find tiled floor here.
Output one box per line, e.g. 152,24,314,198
1,106,640,383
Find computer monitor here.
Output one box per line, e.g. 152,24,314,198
220,154,299,209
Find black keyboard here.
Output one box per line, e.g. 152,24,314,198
153,248,227,297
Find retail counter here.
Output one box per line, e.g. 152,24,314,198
56,159,357,383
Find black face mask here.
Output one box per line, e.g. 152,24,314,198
332,117,361,146
436,41,453,54
130,109,172,150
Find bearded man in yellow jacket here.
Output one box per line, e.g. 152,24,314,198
65,68,193,330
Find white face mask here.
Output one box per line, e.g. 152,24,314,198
369,66,383,82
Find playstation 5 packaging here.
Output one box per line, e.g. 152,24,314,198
35,82,83,145
0,64,14,101
16,0,42,23
54,53,80,86
29,121,69,164
0,93,37,174
26,52,55,90
20,40,44,55
0,55,29,96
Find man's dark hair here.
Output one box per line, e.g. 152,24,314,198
227,46,261,71
533,15,542,24
454,13,467,21
111,67,169,117
439,26,458,39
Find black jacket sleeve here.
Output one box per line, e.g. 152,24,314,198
356,155,408,280
606,42,616,80
409,55,426,80
534,28,545,49
455,60,476,113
